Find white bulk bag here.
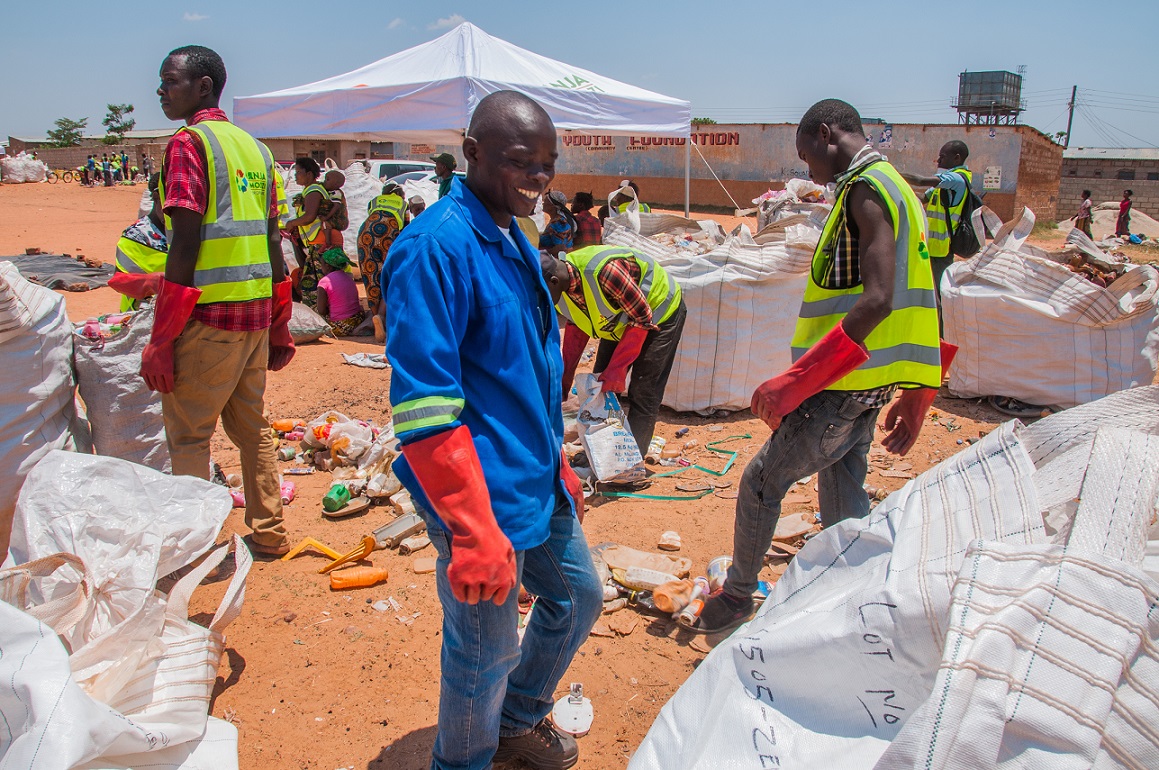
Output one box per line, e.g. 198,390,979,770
630,387,1159,770
73,304,171,471
0,450,241,769
943,207,1159,408
603,214,820,413
0,262,88,554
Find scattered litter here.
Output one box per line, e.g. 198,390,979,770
329,566,389,591
603,598,628,614
590,622,615,638
412,556,437,574
281,537,343,562
552,683,594,737
398,533,431,555
706,425,723,432
341,352,390,369
879,469,916,479
657,531,682,551
284,466,315,475
675,427,689,438
371,600,391,613
607,612,639,636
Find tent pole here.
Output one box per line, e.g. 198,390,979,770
684,138,690,218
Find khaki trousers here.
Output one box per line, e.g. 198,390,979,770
161,320,287,548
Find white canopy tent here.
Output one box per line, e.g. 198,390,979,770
234,22,693,213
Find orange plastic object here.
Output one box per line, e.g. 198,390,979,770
272,418,298,432
329,566,389,590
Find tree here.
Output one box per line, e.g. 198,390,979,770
1054,131,1068,144
46,117,88,147
692,117,718,126
102,104,136,145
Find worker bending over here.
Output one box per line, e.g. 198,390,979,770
541,245,686,456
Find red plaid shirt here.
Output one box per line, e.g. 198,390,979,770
572,209,602,248
565,258,657,334
162,108,275,331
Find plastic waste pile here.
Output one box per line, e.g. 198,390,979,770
944,207,1159,408
755,178,831,232
0,152,48,184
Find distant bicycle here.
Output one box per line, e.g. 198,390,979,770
45,169,76,184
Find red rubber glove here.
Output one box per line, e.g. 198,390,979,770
108,271,162,300
882,341,959,456
751,322,869,431
560,323,589,399
402,426,517,606
140,279,201,393
268,278,296,372
597,325,648,394
560,448,585,524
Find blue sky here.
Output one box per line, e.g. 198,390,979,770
5,1,1157,147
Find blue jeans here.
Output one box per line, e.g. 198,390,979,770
724,390,880,599
417,493,603,770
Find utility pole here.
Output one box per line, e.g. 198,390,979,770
1064,85,1077,148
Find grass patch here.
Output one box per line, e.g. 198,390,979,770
1031,219,1059,237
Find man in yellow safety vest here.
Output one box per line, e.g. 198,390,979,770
694,99,957,635
901,140,972,311
111,45,295,556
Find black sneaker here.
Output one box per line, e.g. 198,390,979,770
493,719,578,769
694,592,755,635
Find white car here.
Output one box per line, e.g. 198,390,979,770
364,159,436,182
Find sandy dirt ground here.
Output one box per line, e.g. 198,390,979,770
3,182,1024,769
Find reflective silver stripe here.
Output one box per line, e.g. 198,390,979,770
194,262,273,287
202,219,269,239
115,247,146,274
928,230,950,242
392,403,462,426
581,248,635,319
798,287,937,319
927,209,949,222
195,123,234,225
792,342,941,369
651,290,678,322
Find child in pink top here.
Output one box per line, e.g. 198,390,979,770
316,248,366,336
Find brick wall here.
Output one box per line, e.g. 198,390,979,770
1014,131,1063,223
1057,157,1159,219
29,142,167,174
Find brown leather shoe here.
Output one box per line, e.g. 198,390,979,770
244,535,291,557
493,719,578,769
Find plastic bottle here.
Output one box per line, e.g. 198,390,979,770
652,579,694,614
322,483,352,512
328,565,389,590
279,480,296,505
676,577,711,625
272,418,297,433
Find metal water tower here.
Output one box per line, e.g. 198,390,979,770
954,70,1024,125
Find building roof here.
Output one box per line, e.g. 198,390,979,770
1064,147,1159,161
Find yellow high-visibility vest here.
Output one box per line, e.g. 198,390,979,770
791,160,941,390
113,236,167,311
159,120,275,304
558,245,681,341
367,193,405,228
925,167,972,259
296,182,329,245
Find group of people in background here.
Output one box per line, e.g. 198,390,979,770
81,150,153,187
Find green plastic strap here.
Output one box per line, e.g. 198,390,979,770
600,434,752,500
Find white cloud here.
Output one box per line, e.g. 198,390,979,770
429,13,464,30
388,17,405,30
182,12,209,22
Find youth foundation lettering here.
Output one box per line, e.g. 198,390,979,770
561,133,743,151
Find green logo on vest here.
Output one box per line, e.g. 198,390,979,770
235,169,267,195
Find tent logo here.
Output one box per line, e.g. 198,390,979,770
548,74,604,93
